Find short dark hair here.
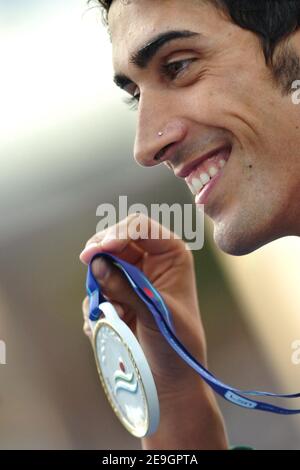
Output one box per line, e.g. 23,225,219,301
94,0,300,93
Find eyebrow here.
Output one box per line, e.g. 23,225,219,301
113,29,200,90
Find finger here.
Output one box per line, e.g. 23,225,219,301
83,321,93,340
80,213,184,265
82,296,90,322
80,214,143,265
91,256,155,327
82,296,92,339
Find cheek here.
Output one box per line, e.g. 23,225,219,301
226,157,285,224
179,72,258,136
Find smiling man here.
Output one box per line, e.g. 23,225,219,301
80,0,300,449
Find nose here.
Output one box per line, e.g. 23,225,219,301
133,103,188,168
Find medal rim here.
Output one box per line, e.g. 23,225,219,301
93,318,150,438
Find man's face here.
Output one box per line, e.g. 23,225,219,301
109,0,300,255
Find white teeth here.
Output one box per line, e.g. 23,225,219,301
208,166,218,177
200,173,210,185
187,158,227,196
192,177,203,193
188,182,197,195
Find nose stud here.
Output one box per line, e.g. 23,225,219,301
155,131,164,161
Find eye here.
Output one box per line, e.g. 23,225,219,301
161,58,196,80
122,58,196,111
122,89,140,111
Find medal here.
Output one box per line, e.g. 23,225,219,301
89,299,159,438
86,252,300,436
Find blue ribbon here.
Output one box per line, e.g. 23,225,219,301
86,252,300,415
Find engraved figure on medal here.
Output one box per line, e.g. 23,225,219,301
94,323,149,436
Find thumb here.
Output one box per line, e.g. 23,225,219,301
91,257,156,329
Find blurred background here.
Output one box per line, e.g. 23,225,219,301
0,0,300,450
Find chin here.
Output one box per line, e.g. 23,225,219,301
212,220,272,256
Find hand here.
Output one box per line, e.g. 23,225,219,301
80,213,206,393
80,213,228,449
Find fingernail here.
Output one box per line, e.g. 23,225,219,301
94,258,110,281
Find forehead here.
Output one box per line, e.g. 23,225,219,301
108,0,226,71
